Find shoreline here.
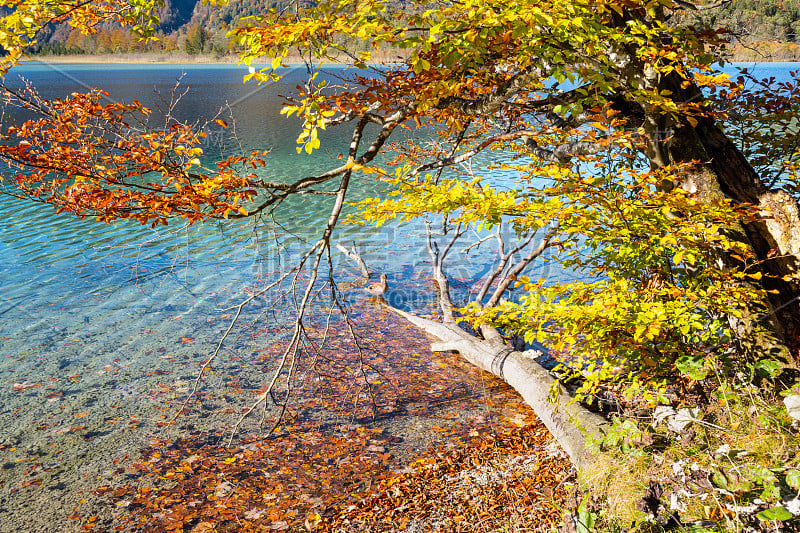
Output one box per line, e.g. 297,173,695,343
22,53,240,64
20,42,800,65
21,51,408,66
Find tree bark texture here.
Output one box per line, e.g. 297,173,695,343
385,305,609,469
654,74,800,352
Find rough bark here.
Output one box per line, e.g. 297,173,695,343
691,123,800,351
385,304,609,469
651,73,800,353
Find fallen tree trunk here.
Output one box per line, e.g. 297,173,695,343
384,304,609,469
337,240,608,468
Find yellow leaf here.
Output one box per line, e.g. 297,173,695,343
305,512,321,531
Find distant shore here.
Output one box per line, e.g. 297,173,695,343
22,50,408,65
727,41,800,62
18,42,800,66
23,53,244,65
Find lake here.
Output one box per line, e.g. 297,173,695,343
0,62,566,532
0,60,795,532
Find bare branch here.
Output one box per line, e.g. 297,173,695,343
462,233,495,253
475,226,536,304
523,137,615,164
425,218,467,322
324,102,381,127
336,242,370,280
673,0,735,10
406,129,617,179
240,103,414,218
486,236,552,308
435,67,541,116
228,109,379,441
408,129,535,178
433,119,471,185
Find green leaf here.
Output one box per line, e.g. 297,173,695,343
576,509,595,533
757,506,792,522
676,354,708,380
786,469,800,491
576,495,595,533
754,359,784,378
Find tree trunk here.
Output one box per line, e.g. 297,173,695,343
695,123,800,351
656,73,800,354
338,244,608,468
385,305,609,469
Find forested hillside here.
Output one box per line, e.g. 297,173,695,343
693,0,800,58
712,0,800,41
26,0,288,56
22,0,800,59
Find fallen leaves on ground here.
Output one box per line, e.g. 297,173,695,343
89,425,406,532
82,295,575,531
88,417,574,533
321,418,574,533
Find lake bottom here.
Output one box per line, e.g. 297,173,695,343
0,263,557,532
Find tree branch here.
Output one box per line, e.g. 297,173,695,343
523,136,616,164
241,103,414,218
425,218,466,322
336,242,370,280
435,67,541,116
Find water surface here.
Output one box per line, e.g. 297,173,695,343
0,62,554,531
1,60,794,531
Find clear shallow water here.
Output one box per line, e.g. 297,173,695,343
0,62,560,531
0,63,563,329
2,61,795,531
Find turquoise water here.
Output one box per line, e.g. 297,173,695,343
0,62,557,531
0,61,796,531
0,62,564,333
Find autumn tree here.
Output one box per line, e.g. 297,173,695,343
183,24,209,54
2,0,800,472
228,0,800,429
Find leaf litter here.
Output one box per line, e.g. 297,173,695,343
69,293,574,531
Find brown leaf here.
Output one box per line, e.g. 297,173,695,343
190,521,215,533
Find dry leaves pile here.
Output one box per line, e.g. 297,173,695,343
79,300,574,532
322,419,574,533
88,418,573,533
89,427,399,532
